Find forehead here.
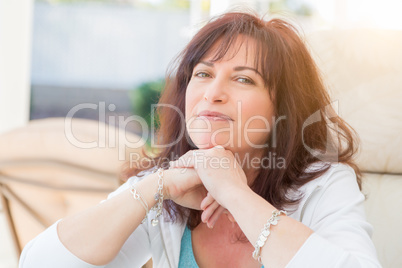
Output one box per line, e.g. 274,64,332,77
201,35,260,67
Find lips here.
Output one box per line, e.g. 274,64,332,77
197,110,234,121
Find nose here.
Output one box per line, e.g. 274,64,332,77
203,78,228,103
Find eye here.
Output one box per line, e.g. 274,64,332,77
237,77,254,85
194,72,211,78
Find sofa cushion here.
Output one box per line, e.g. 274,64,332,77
362,172,402,267
307,29,402,173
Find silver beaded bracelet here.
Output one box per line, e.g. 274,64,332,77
252,209,287,264
150,168,164,226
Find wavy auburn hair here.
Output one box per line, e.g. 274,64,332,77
122,11,361,229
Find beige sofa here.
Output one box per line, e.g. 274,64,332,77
0,118,144,255
307,29,402,268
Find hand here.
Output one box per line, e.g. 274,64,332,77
168,164,234,228
170,146,247,226
200,192,236,228
163,167,206,210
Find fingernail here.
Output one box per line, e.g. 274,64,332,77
213,145,224,149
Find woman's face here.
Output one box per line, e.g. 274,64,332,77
185,36,274,157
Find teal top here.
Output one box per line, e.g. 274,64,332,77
178,226,264,268
178,226,199,267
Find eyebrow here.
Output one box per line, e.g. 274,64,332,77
199,61,263,78
199,61,214,67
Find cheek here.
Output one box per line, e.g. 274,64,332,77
239,95,274,145
240,93,273,121
185,95,191,120
185,83,200,120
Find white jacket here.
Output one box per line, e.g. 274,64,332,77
19,163,382,268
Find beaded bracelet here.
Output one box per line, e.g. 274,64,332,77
150,168,164,226
252,209,287,264
129,183,149,224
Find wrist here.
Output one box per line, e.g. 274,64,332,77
219,183,252,210
161,168,173,200
132,172,159,209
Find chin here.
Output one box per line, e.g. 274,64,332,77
189,134,232,149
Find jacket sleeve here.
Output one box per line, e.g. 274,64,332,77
286,165,382,268
19,176,152,268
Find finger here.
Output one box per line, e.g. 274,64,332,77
170,146,224,169
190,186,208,210
201,201,220,223
206,205,226,228
226,212,236,223
169,150,197,169
200,192,215,210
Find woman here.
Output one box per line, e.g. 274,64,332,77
20,11,381,268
